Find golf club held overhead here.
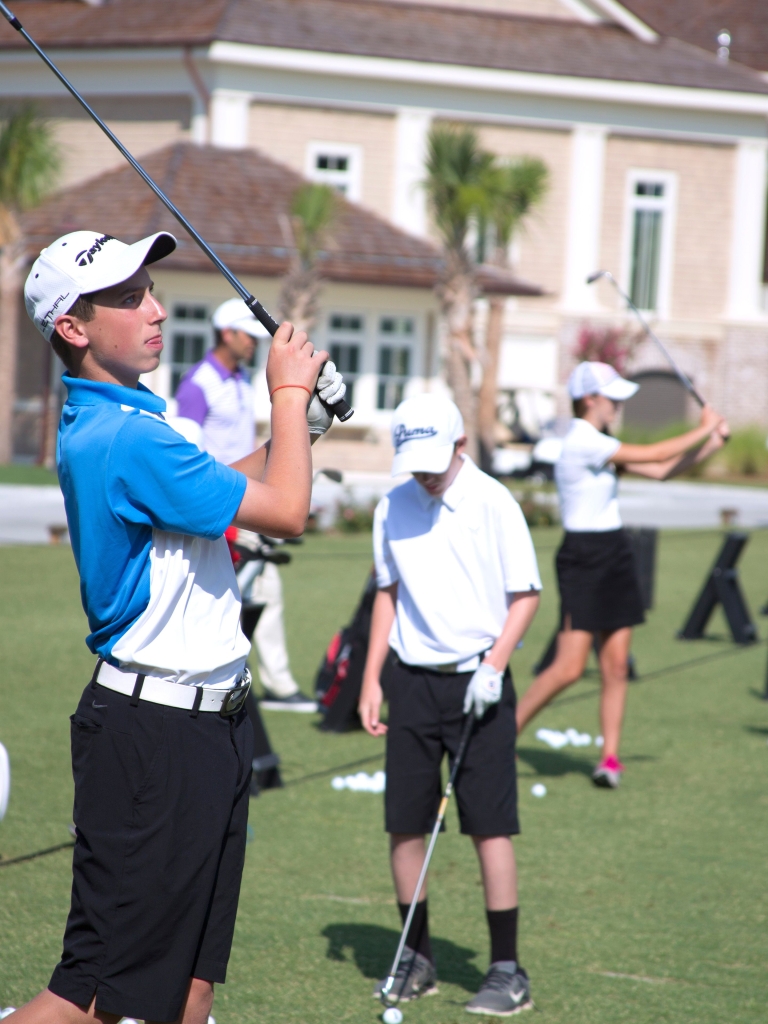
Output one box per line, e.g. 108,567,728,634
586,269,706,407
0,0,353,422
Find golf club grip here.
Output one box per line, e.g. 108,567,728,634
246,300,354,423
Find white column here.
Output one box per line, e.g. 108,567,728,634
727,138,768,321
562,124,607,312
190,95,208,145
210,89,250,149
391,108,432,238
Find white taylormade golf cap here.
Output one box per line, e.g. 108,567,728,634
568,361,639,402
212,298,270,338
391,394,464,477
24,229,177,342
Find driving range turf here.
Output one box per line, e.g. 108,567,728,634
0,528,766,1023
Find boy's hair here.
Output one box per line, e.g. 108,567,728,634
572,397,589,418
51,294,97,371
213,328,225,348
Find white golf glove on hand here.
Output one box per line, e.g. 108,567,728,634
307,360,347,436
463,662,504,719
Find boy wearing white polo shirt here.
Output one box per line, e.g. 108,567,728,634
13,229,333,1024
359,394,541,1016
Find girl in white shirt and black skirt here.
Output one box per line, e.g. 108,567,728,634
516,361,728,788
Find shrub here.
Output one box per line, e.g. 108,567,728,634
720,426,768,477
336,502,376,532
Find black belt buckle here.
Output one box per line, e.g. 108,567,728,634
220,675,250,718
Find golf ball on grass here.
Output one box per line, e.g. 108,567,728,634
531,783,547,798
383,1008,403,1024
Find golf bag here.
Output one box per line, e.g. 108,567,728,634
227,527,285,795
315,569,377,732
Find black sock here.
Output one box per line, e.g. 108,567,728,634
398,900,433,964
486,907,519,965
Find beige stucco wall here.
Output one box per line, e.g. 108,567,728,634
248,102,397,221
600,135,735,322
475,123,570,307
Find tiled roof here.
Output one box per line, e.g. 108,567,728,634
2,0,766,94
20,142,542,296
621,0,768,73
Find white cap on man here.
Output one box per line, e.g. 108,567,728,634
212,298,270,338
568,361,639,402
24,230,176,341
391,394,464,477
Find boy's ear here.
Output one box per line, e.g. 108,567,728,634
53,314,90,350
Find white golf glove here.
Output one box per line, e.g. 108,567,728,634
463,662,504,719
307,360,347,436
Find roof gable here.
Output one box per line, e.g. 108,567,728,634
20,142,541,295
2,0,766,94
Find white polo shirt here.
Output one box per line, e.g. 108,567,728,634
555,418,622,532
373,456,542,668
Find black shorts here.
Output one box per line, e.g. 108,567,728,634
556,528,645,633
48,675,254,1023
383,654,519,837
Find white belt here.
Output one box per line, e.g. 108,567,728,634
95,660,251,716
421,654,482,673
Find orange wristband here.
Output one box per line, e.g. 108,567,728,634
269,384,312,401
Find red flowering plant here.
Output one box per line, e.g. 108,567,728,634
572,323,639,376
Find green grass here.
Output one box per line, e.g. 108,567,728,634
0,464,58,486
1,530,768,1022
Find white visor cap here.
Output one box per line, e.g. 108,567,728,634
391,394,464,477
568,361,639,402
25,230,176,342
212,297,270,338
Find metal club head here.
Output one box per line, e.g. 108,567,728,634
586,269,611,285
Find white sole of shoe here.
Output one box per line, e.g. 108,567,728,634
465,999,533,1015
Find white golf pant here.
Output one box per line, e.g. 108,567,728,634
243,562,299,698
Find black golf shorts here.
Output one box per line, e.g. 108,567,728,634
382,654,519,837
48,675,254,1023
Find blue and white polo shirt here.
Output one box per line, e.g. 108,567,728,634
175,351,254,465
58,376,250,688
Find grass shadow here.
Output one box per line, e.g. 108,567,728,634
743,724,768,736
517,747,594,779
322,922,484,993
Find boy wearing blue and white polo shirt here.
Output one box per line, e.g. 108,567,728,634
13,230,337,1024
360,395,541,1017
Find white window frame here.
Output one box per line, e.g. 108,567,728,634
165,300,213,398
376,314,416,411
305,142,363,202
620,169,677,318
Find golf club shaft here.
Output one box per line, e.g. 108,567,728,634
587,270,706,407
381,710,475,1005
0,0,353,421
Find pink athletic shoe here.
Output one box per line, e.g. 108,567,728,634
592,755,625,789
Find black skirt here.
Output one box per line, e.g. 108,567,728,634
556,528,645,633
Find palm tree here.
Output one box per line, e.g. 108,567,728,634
0,107,59,464
278,182,338,333
477,157,548,463
423,123,494,458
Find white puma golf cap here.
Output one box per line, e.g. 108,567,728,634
568,361,639,401
24,230,176,341
391,394,465,477
212,298,270,338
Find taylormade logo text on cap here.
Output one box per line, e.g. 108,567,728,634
390,395,464,477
